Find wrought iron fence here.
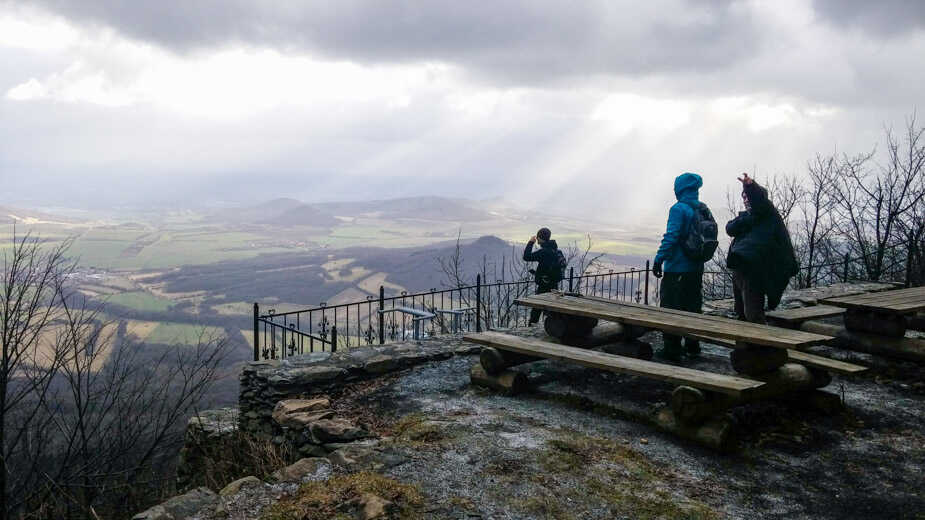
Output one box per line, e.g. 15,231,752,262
252,247,910,360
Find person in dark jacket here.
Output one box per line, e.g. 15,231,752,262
726,173,799,324
653,172,706,361
523,227,562,324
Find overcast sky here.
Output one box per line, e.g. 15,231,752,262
0,0,923,225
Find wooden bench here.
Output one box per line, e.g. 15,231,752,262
465,331,847,450
821,286,925,314
820,286,925,338
684,332,867,375
464,331,765,398
517,292,832,351
766,305,846,327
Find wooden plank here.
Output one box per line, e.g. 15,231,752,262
766,305,846,324
463,331,765,397
685,332,866,375
786,350,868,374
517,293,832,349
821,287,925,314
575,293,826,344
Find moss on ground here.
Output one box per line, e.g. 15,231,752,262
387,413,459,446
521,430,720,520
260,472,423,520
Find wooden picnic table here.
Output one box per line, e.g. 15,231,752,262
820,286,925,315
516,292,832,351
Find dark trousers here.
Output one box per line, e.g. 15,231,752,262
529,283,556,324
733,270,766,324
660,271,703,352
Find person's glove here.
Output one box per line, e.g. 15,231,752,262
652,260,663,278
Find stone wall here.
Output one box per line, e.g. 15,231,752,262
239,336,482,435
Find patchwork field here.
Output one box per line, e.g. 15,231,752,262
145,323,224,346
1,198,656,364
106,291,174,312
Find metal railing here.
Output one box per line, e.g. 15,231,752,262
254,265,654,360
252,247,911,360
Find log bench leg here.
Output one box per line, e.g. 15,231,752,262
730,341,788,375
843,309,906,337
653,409,732,451
600,339,654,360
543,312,598,340
480,347,540,375
669,363,832,426
800,320,925,363
470,363,528,395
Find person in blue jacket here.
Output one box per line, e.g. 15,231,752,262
652,172,705,361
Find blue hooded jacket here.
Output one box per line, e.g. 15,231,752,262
654,172,704,273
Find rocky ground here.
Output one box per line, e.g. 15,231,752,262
141,282,925,519
320,328,925,520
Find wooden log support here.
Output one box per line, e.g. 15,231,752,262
653,408,732,451
553,321,646,348
800,320,925,363
780,389,844,416
599,339,654,361
730,342,789,375
469,363,528,395
544,312,598,339
543,312,569,338
479,347,539,375
843,309,907,337
669,363,830,425
906,312,925,332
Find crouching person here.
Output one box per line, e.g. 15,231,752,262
523,227,566,325
653,172,717,361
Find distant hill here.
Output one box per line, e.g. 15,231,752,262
263,204,339,228
314,196,494,221
205,198,337,227
206,196,491,226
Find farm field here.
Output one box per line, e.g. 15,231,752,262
2,196,655,359
106,291,174,312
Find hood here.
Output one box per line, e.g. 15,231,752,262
541,239,558,249
745,183,772,215
674,172,702,202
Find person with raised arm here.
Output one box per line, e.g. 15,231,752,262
725,173,799,324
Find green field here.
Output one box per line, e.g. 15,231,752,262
106,291,174,312
145,323,224,346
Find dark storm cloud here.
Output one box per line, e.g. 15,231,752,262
18,0,760,83
813,0,925,36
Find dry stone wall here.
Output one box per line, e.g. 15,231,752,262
239,336,482,436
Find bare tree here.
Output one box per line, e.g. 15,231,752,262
563,233,606,278
793,155,839,287
830,118,925,281
0,230,233,519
